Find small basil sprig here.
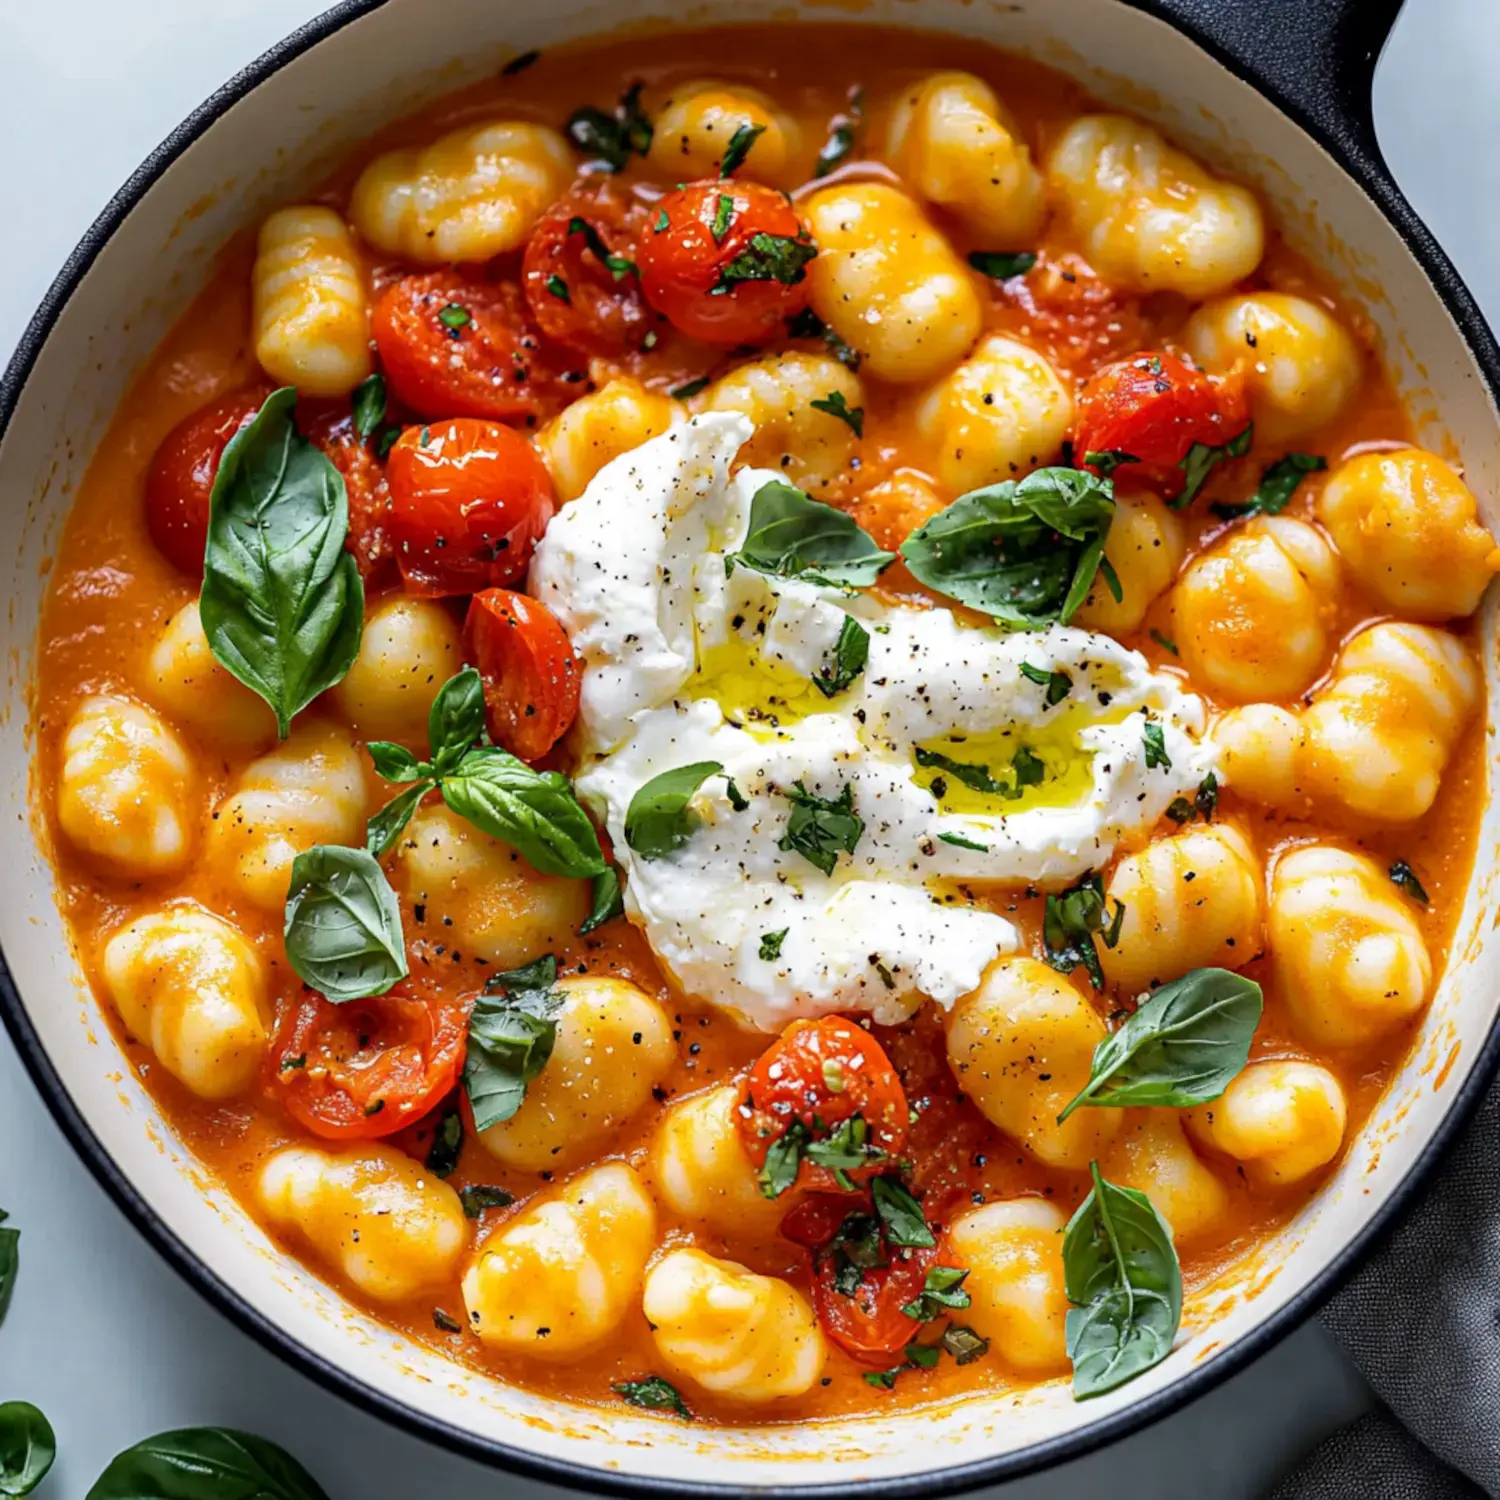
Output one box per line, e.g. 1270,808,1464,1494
200,387,364,738
727,481,894,588
1057,969,1262,1122
0,1402,54,1497
900,468,1116,629
463,957,563,1130
1063,1164,1182,1399
1173,422,1253,508
0,1209,16,1329
1043,873,1124,990
86,1428,330,1500
284,846,408,1002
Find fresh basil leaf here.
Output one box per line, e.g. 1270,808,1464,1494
669,376,710,401
900,467,1116,629
814,616,869,699
426,667,487,778
351,373,386,441
810,390,864,437
566,216,638,280
284,846,407,1002
432,1307,463,1334
710,193,735,244
901,1265,972,1322
437,302,471,332
1064,1163,1182,1399
1059,969,1262,1121
942,1324,990,1365
1083,449,1139,480
717,233,818,291
1018,662,1072,706
86,1428,329,1500
864,1367,902,1389
778,779,863,875
719,122,765,177
805,1115,886,1184
545,274,570,303
425,1109,464,1178
0,1211,16,1330
614,1376,693,1420
916,745,1042,800
459,1185,514,1218
1165,797,1194,825
872,1177,936,1248
786,307,862,370
904,1338,943,1369
625,761,724,859
0,1402,52,1497
1195,771,1218,821
759,928,788,961
814,87,864,176
1211,452,1327,521
758,1121,807,1199
463,958,562,1130
967,250,1037,279
200,388,365,738
580,864,625,934
1173,422,1254,508
565,82,652,171
441,749,605,877
365,780,432,858
366,741,427,783
937,831,989,852
1013,745,1045,788
1390,859,1430,906
1149,628,1179,656
832,1210,885,1270
723,776,749,812
730,481,894,588
1142,722,1170,770
1043,873,1123,991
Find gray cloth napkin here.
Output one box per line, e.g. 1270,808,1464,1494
1270,1071,1500,1497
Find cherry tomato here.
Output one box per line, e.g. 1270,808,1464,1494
372,271,568,425
270,981,470,1140
301,404,394,580
737,1016,909,1194
463,589,581,762
522,191,653,357
1072,349,1249,490
993,251,1152,377
386,418,555,596
143,386,269,574
636,180,814,347
812,1240,945,1365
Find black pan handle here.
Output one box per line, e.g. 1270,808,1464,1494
1142,0,1406,176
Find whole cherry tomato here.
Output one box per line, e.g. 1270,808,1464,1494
1071,349,1249,490
372,271,568,425
463,588,581,762
636,180,815,347
142,385,269,574
737,1016,909,1196
300,403,394,580
522,191,654,357
386,418,555,596
270,980,470,1140
812,1239,946,1365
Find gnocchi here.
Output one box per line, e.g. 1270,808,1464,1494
646,80,800,186
1103,1108,1228,1244
1072,492,1184,633
329,595,463,747
538,379,678,505
1188,1059,1347,1187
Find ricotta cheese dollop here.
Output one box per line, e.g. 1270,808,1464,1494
531,414,1216,1032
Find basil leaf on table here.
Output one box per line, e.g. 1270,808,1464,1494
425,666,487,778
624,762,725,859
463,956,564,1130
727,481,894,588
200,387,364,738
0,1210,16,1330
284,845,408,1002
1057,968,1263,1122
900,467,1116,628
85,1427,329,1500
1063,1163,1182,1399
579,863,626,934
0,1402,53,1497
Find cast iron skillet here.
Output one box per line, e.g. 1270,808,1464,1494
1,0,1496,1493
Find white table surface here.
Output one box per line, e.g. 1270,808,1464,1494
0,0,1495,1494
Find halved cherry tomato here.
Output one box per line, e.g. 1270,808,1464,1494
372,271,568,425
269,981,470,1140
386,418,555,596
301,403,394,580
143,385,270,574
1072,349,1249,490
464,588,581,761
812,1240,945,1365
636,180,814,347
737,1016,909,1194
522,190,653,357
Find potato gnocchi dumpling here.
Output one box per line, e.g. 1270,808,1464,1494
887,72,1046,245
1101,825,1264,994
646,79,800,185
642,1248,826,1402
802,182,983,383
1183,293,1361,443
257,1144,468,1301
1103,1108,1229,1244
1212,703,1307,809
351,120,573,264
476,977,676,1172
101,904,268,1099
1172,516,1340,703
251,206,371,398
1318,448,1499,620
947,957,1120,1169
915,334,1073,493
462,1163,656,1356
1270,846,1432,1047
1188,1059,1347,1187
1045,114,1264,299
538,379,678,505
57,695,195,878
394,802,589,967
946,1200,1068,1374
329,595,463,747
1072,492,1184,633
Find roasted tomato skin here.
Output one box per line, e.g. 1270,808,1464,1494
386,418,555,596
464,589,581,762
636,180,814,347
1072,349,1249,489
269,981,470,1140
737,1016,909,1194
300,403,394,580
143,386,270,574
372,271,565,425
812,1241,945,1365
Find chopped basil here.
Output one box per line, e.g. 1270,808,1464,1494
759,928,788,961
278,1054,307,1073
937,831,989,852
967,249,1037,280
864,1368,901,1390
0,1403,55,1497
814,87,864,176
723,776,749,812
778,779,863,875
814,616,869,698
424,1109,464,1178
810,389,864,437
1173,422,1254,508
459,1184,515,1218
805,1114,886,1190
1083,449,1139,480
614,1376,693,1420
916,744,1043,800
942,1324,990,1365
1149,628,1179,655
1142,722,1171,770
710,192,735,244
1390,859,1430,906
500,48,540,75
1196,771,1219,821
872,1177,935,1247
432,1308,464,1334
375,424,402,460
0,1210,16,1330
718,122,765,177
283,846,407,1002
1020,662,1072,706
580,864,625,934
1043,873,1124,991
438,302,471,330
716,232,818,291
901,1265,972,1322
351,373,386,440
904,1339,943,1370
786,306,861,369
758,1121,808,1199
566,216,637,280
1211,452,1327,520
669,376,710,400
727,479,894,588
1165,797,1194,825
625,761,724,859
87,1428,329,1500
564,82,653,172
654,208,670,232
463,958,563,1130
545,273,570,303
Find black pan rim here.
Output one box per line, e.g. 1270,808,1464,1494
2,2,1498,1495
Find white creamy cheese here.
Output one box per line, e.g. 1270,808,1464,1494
531,414,1217,1032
